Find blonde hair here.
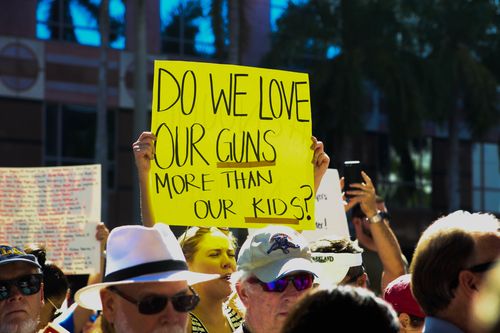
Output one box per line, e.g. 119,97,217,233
178,227,237,262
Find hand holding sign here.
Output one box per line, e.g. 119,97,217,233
149,61,315,229
312,136,330,193
132,132,156,174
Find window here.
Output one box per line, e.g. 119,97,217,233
36,0,126,49
159,0,228,57
472,143,500,213
44,103,116,189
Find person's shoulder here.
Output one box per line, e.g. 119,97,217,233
190,312,207,333
424,317,464,333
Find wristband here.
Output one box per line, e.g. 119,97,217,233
368,213,382,224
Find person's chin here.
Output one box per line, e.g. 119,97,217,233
4,310,30,323
219,279,233,296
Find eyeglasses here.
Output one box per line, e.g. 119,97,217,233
47,297,64,320
108,285,200,315
248,272,314,292
0,274,43,301
467,260,497,273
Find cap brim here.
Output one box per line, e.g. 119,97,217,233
75,270,219,310
311,253,363,286
252,257,319,283
0,258,41,269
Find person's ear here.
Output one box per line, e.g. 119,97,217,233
235,281,251,307
356,273,368,289
399,312,411,329
458,270,479,296
100,289,117,323
40,282,45,304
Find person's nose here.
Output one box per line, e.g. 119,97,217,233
221,253,236,272
7,284,24,301
160,299,185,325
281,280,302,300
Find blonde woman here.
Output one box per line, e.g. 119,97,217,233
132,131,329,332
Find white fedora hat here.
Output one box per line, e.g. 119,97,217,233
75,224,218,310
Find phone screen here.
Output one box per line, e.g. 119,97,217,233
343,161,362,196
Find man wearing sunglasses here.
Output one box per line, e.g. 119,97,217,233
75,224,219,333
411,211,500,333
235,226,318,333
0,245,44,333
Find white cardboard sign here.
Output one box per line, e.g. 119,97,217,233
0,165,101,274
302,168,349,241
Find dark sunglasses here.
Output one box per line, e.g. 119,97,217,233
467,260,497,273
248,272,314,292
0,273,43,301
108,285,200,315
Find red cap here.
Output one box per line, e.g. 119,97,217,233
383,274,425,318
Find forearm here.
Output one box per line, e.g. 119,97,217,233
370,220,406,291
139,170,155,227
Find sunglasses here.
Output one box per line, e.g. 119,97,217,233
108,285,200,315
467,260,497,273
248,272,314,292
0,273,43,301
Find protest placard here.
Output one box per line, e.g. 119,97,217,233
42,322,70,333
302,169,350,240
0,165,101,274
150,61,314,229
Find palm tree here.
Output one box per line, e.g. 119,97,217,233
95,0,109,223
211,0,227,60
161,1,203,55
407,0,499,211
263,0,426,203
47,0,77,41
47,0,124,45
132,0,148,225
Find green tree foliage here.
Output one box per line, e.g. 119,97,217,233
405,0,499,210
264,0,500,209
263,0,425,203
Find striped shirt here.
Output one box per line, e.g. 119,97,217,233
191,303,243,333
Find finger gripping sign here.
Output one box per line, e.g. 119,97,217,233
151,61,315,230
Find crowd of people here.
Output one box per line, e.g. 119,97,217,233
0,131,498,333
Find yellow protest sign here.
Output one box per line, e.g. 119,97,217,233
150,60,315,229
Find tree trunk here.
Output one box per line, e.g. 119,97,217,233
211,0,226,60
228,0,240,64
447,101,461,212
132,0,148,225
96,0,109,224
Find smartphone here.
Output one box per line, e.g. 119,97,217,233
343,160,363,197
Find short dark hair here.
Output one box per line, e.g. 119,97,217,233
24,244,69,301
282,286,399,333
342,266,366,285
410,211,499,316
310,237,365,285
309,237,363,254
